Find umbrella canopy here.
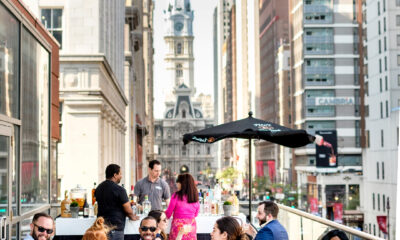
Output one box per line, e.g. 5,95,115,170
183,112,315,147
182,112,316,221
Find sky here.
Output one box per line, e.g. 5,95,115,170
153,0,217,118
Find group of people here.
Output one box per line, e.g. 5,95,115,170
22,160,350,240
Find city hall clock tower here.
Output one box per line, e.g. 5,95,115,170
164,0,195,95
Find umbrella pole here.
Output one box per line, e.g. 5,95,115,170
249,138,252,223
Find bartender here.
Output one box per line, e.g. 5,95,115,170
95,164,140,240
135,160,171,211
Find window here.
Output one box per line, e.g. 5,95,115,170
397,35,400,46
381,129,384,147
176,42,183,55
377,162,380,179
369,224,371,234
379,59,382,73
384,57,387,71
367,130,370,148
397,0,400,7
383,0,386,11
378,20,381,34
176,63,183,77
397,15,400,26
384,17,386,32
207,147,210,155
365,82,369,96
383,194,386,211
378,194,380,211
380,102,383,118
182,109,186,118
384,37,387,51
386,101,389,117
398,75,400,86
181,146,186,156
379,40,381,53
41,8,63,48
378,2,381,15
373,193,375,210
382,162,385,179
380,78,382,92
385,76,388,90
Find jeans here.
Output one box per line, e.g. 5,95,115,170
109,230,125,240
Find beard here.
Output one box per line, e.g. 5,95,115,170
32,230,50,240
259,217,267,226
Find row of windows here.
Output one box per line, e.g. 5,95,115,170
158,145,211,156
372,193,388,212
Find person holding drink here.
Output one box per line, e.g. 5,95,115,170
165,173,200,240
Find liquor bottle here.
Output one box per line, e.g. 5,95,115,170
91,182,97,205
143,195,151,214
129,185,135,205
61,190,71,218
198,191,204,215
83,197,89,218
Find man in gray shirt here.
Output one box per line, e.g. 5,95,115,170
135,160,171,210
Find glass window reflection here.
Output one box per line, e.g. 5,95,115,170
0,3,20,119
21,27,50,213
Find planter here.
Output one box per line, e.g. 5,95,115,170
223,205,233,216
70,206,79,218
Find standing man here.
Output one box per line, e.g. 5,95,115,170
135,160,171,210
95,164,140,240
23,213,54,240
246,201,289,240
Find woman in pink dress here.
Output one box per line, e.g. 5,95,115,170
165,173,200,240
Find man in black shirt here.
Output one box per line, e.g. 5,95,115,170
95,164,140,240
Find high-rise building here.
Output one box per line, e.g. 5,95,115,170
256,0,290,184
289,0,364,224
154,0,217,184
25,0,128,199
362,0,398,238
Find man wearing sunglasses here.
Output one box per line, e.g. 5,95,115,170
138,216,157,240
23,212,54,240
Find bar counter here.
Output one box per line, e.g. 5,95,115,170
54,214,246,240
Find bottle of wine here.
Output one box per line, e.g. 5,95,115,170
83,197,89,218
91,182,97,205
129,185,135,205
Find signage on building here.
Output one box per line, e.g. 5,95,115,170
377,216,388,234
315,97,354,106
316,130,338,167
333,203,343,223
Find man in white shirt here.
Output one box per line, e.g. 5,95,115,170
23,212,54,240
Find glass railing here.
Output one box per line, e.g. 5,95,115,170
277,204,384,240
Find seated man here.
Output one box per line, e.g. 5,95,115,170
139,216,158,240
23,212,54,240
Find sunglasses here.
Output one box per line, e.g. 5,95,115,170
33,223,53,234
140,226,157,232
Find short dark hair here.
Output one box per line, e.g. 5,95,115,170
148,210,163,223
259,201,279,218
32,212,53,223
149,160,161,169
216,216,249,240
321,230,349,240
105,164,121,179
140,216,157,227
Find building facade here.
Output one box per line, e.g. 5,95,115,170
289,0,364,224
154,0,217,184
0,0,60,238
125,0,155,186
362,0,398,238
256,0,291,184
24,0,128,201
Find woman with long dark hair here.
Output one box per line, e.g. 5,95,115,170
165,173,200,240
211,216,249,240
148,210,168,240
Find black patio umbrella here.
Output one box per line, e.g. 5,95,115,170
182,111,316,220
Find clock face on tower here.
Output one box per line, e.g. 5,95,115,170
174,21,184,31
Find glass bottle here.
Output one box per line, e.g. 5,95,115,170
61,190,71,218
91,182,97,205
143,195,151,214
83,196,89,218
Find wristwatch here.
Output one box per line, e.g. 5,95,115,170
155,233,162,239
